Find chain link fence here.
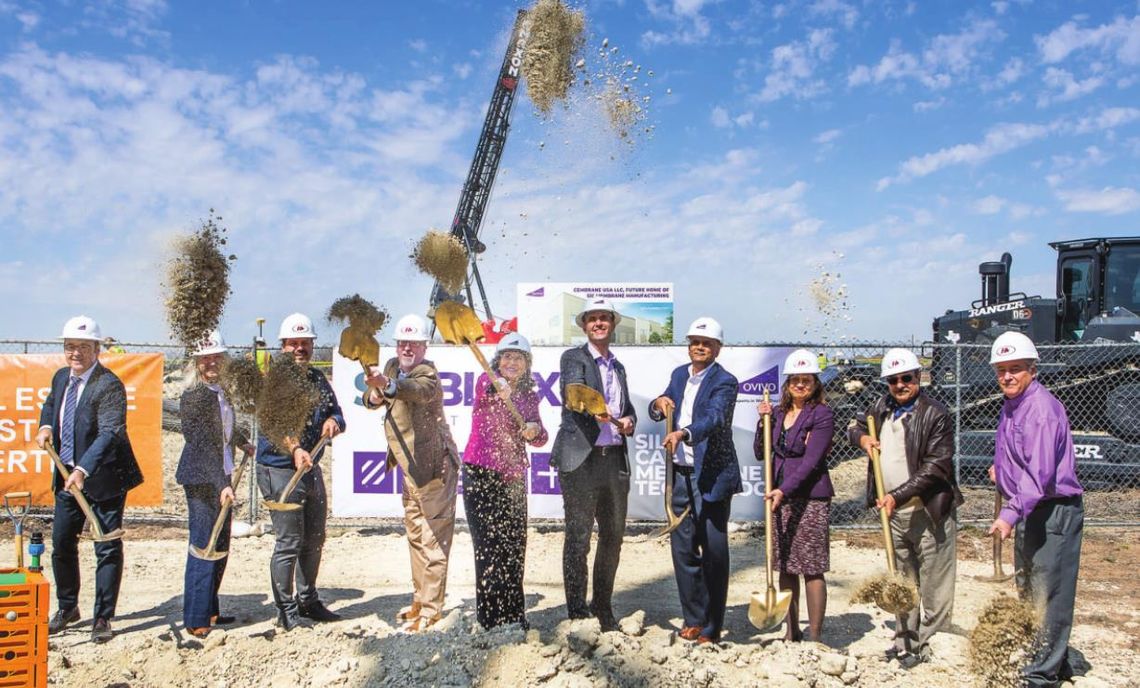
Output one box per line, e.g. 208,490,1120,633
4,339,1137,527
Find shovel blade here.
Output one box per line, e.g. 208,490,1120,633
189,545,227,562
263,501,301,512
974,572,1014,583
434,301,484,345
652,507,691,539
748,587,792,633
338,327,380,369
564,383,608,416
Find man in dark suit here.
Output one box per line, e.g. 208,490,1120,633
35,315,144,643
649,317,741,644
550,298,636,631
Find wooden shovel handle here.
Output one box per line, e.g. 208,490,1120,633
762,390,777,590
276,436,330,502
466,342,527,430
866,416,898,574
43,440,108,539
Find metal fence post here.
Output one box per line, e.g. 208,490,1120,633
249,415,259,523
954,342,962,487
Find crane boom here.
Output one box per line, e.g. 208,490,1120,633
428,9,530,322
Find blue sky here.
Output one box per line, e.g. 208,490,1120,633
2,0,1138,346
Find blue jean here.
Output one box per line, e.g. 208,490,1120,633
183,484,230,628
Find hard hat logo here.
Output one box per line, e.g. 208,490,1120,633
999,345,1015,356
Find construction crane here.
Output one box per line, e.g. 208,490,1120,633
427,9,529,337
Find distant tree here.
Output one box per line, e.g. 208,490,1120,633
663,314,674,343
648,331,662,344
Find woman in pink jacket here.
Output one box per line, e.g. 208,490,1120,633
462,333,547,629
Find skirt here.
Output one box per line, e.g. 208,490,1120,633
772,497,831,576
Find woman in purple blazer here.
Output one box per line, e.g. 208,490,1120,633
755,349,835,642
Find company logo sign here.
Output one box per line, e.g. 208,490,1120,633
353,452,402,494
526,286,545,297
737,366,780,396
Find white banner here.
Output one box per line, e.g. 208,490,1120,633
516,282,674,346
330,345,794,520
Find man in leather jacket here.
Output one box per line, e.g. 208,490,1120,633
847,348,963,669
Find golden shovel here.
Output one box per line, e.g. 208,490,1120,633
563,383,622,428
748,390,792,632
434,301,526,430
189,452,251,561
338,325,380,375
866,416,900,576
44,440,124,542
974,490,1014,583
263,436,329,512
652,410,690,539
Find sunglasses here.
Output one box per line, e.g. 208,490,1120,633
885,373,916,385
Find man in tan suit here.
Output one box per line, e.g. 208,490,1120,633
362,313,459,632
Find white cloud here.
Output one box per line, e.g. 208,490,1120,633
757,29,835,102
1036,15,1140,66
878,121,1053,189
973,195,1006,214
1037,66,1105,106
913,97,946,112
82,0,170,46
1056,186,1140,214
849,19,1005,90
453,63,472,79
808,0,858,30
814,128,841,145
1072,106,1140,133
641,0,713,46
710,106,731,128
409,39,428,53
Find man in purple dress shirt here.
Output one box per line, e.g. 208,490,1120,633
988,331,1084,688
550,298,637,631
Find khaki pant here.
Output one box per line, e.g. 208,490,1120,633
402,467,458,621
890,507,957,654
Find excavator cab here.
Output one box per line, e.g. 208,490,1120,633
1052,237,1140,343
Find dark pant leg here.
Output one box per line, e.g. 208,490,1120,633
670,470,706,628
1019,498,1084,688
464,465,528,628
559,457,598,618
51,492,88,613
464,464,497,628
183,484,221,628
89,493,127,620
500,478,528,625
591,449,629,617
258,464,303,613
211,507,232,619
700,495,731,638
295,465,327,605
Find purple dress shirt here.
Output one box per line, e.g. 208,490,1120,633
463,375,548,481
591,344,623,447
994,380,1083,525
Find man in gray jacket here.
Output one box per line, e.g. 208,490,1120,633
551,298,636,631
848,348,963,669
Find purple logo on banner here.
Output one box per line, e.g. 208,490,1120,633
529,452,561,495
737,365,780,396
525,286,545,297
354,451,402,494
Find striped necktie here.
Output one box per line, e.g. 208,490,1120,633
59,376,80,465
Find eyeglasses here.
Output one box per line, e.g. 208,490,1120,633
886,373,916,385
786,375,815,388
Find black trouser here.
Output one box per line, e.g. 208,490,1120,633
1017,495,1083,688
670,467,731,639
257,463,327,614
559,445,629,620
52,490,126,620
183,484,230,628
462,463,528,629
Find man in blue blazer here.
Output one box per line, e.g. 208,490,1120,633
35,315,144,643
648,316,741,644
550,298,636,631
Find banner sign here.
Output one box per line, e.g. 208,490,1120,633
0,354,165,507
516,282,674,346
330,345,793,520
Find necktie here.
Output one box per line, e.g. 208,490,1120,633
59,376,80,465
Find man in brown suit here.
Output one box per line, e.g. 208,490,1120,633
362,313,459,632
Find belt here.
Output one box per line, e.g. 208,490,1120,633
591,445,625,458
673,464,694,476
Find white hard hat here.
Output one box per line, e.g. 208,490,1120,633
783,348,821,375
192,329,227,357
575,298,623,328
880,348,921,378
278,313,317,341
393,314,430,342
496,332,532,356
686,316,724,343
990,331,1039,364
59,315,103,341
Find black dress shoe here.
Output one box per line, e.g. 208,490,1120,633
276,611,303,632
298,599,341,622
47,607,80,635
213,615,236,625
91,617,113,644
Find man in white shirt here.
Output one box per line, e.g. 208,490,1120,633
649,317,741,644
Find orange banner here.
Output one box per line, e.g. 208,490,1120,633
0,353,164,507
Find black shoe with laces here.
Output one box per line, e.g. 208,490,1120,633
298,599,341,622
47,607,80,635
91,617,113,644
276,610,303,632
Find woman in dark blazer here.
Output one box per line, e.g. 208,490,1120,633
755,349,835,642
177,331,252,637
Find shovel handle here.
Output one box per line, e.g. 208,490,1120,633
866,416,898,575
991,490,1006,577
275,436,329,503
762,390,777,591
43,440,110,539
466,343,527,430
